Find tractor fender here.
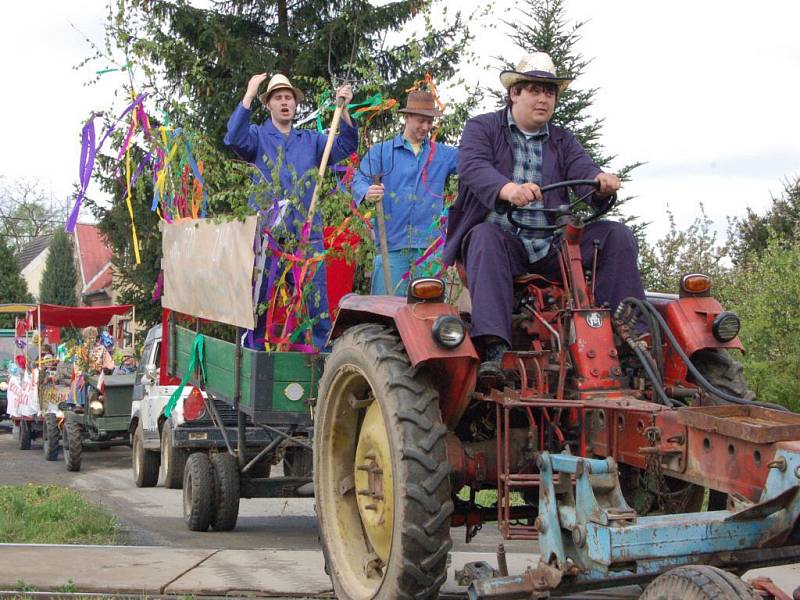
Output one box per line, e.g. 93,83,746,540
648,295,744,355
331,294,479,428
648,294,744,384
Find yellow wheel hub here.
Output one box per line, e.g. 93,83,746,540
354,399,394,562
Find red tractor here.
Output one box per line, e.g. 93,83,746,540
313,181,800,599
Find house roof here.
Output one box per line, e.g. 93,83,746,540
17,234,52,270
74,224,113,296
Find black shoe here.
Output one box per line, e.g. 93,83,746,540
478,342,509,385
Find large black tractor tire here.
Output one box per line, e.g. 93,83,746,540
210,453,240,531
640,565,759,599
17,420,32,450
690,349,757,509
161,421,187,489
314,323,453,600
283,446,313,477
63,417,83,472
183,452,214,532
132,422,160,487
689,349,755,406
43,413,60,461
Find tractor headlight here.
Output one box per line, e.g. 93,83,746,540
431,315,466,349
89,400,105,416
0,381,7,392
712,312,740,343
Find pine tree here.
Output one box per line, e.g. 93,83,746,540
0,237,34,327
39,229,78,307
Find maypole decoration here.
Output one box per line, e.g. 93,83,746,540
66,91,208,264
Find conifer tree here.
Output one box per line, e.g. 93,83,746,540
0,237,34,327
39,229,78,307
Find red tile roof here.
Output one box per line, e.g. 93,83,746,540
74,224,113,296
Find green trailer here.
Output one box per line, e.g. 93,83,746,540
152,217,326,531
165,316,319,532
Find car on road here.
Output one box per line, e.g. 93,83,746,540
129,324,273,491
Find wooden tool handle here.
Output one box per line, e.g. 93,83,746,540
371,175,393,294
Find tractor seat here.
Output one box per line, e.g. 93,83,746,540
455,261,557,290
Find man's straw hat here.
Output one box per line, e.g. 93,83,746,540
499,52,571,93
259,73,305,106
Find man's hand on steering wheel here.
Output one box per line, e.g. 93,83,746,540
595,172,621,197
500,182,543,207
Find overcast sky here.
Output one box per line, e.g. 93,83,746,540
1,0,798,244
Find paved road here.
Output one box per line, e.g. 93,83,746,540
0,423,522,553
2,422,798,598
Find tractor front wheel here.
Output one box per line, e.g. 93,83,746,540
640,565,759,599
63,416,82,472
314,324,453,600
43,413,59,461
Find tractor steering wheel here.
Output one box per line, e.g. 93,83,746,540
494,179,617,232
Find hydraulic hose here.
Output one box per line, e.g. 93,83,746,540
626,338,683,408
617,298,789,413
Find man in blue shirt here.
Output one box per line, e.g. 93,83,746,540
352,91,458,295
225,73,357,349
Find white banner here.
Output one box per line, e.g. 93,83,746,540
161,217,258,330
7,370,38,417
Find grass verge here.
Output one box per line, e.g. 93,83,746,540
0,484,116,544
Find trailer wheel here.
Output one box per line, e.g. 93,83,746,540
640,565,759,599
183,452,214,531
283,446,313,477
63,416,82,472
161,421,187,489
314,323,453,600
210,453,240,531
17,420,32,450
132,422,160,487
43,414,60,461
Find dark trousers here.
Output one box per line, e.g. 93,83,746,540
462,221,645,346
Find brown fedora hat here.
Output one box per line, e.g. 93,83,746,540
398,91,442,118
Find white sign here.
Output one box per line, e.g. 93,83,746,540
7,370,39,417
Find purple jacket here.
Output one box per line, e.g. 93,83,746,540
443,108,603,265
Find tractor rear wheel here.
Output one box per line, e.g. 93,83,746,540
314,324,452,600
640,565,759,599
689,349,755,406
17,420,32,450
43,413,59,461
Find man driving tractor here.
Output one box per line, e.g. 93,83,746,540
443,52,647,379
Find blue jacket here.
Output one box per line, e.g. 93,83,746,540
352,134,457,250
442,108,602,265
224,103,358,240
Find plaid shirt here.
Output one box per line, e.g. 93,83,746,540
484,110,552,263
